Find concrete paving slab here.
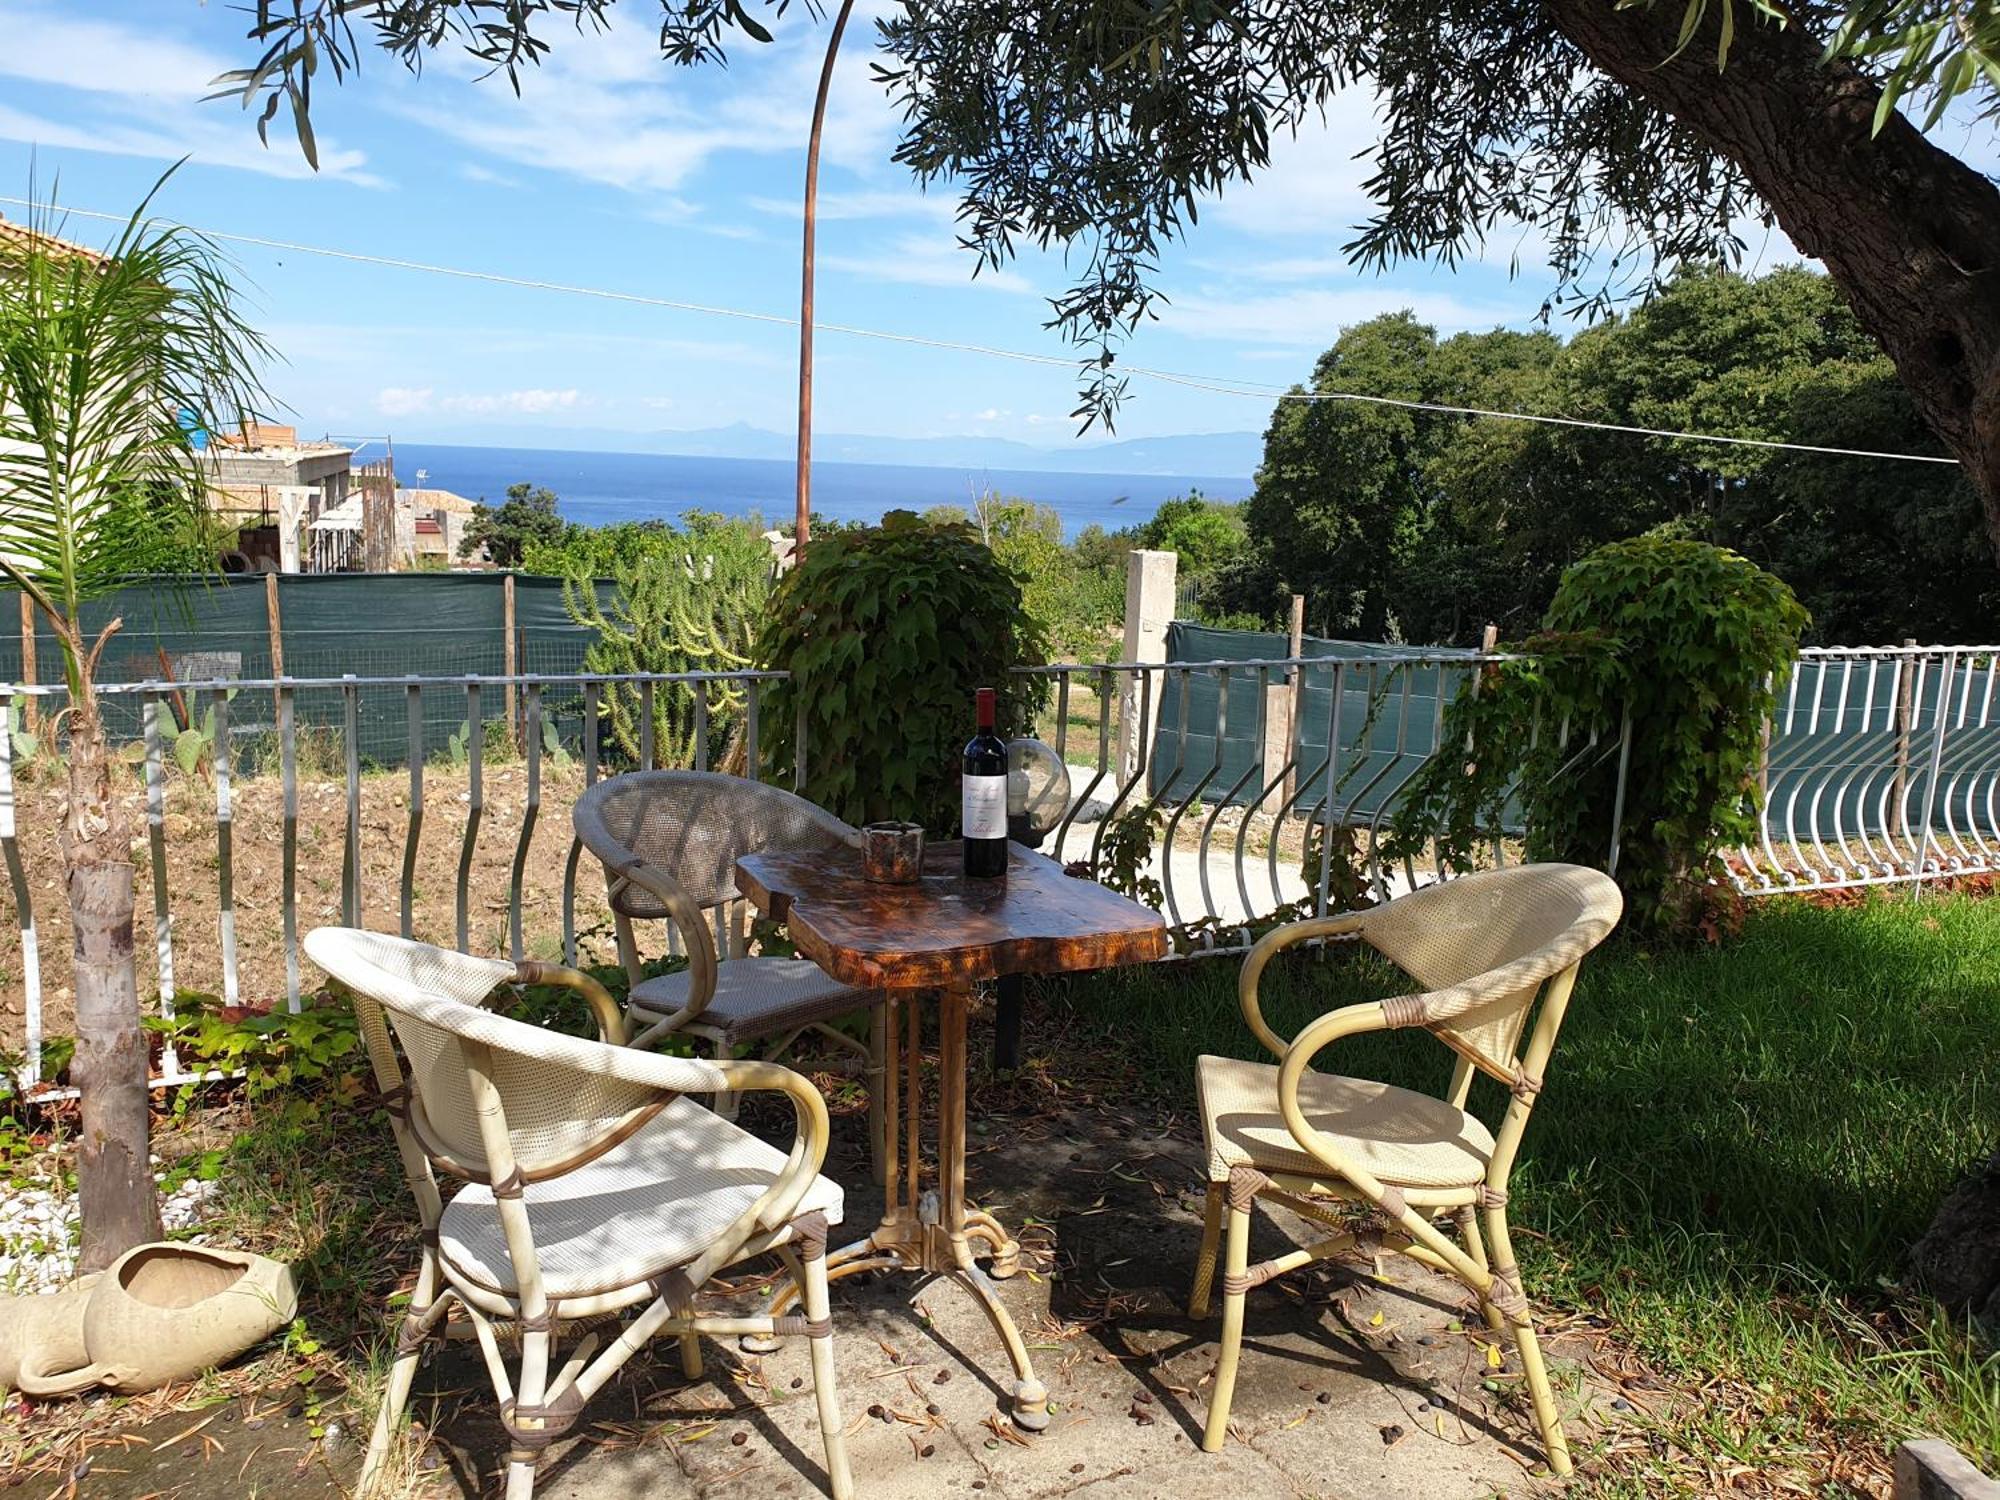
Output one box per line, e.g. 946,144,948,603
391,1062,1596,1500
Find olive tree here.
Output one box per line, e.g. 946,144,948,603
224,1,2000,552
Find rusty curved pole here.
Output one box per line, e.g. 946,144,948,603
796,0,858,559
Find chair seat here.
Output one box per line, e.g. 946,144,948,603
440,1096,844,1300
1196,1053,1494,1189
629,959,876,1047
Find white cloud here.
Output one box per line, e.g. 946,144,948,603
1155,285,1522,346
824,234,1036,295
748,187,955,225
1208,92,1382,239
459,163,521,188
381,7,903,196
0,4,381,185
441,388,586,415
376,387,434,417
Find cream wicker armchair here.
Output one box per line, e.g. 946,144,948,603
305,928,853,1500
1188,863,1622,1474
573,772,886,1172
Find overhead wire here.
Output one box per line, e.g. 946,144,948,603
0,194,1961,467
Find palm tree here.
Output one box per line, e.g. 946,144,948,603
0,180,271,1269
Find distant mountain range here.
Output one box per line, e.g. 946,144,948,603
387,421,1263,478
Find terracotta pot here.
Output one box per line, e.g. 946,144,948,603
0,1276,100,1396
16,1244,297,1396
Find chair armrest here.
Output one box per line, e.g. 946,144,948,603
1236,911,1373,1059
598,854,719,1026
512,961,627,1046
1273,996,1404,1197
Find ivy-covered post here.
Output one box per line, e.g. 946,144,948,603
1383,536,1807,934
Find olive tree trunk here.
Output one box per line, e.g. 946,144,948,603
61,684,161,1270
1547,0,2000,557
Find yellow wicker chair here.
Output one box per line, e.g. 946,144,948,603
306,928,853,1500
1188,862,1622,1474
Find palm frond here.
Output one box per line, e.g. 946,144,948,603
0,171,274,666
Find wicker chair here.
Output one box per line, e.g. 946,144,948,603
1188,863,1622,1474
572,771,885,1171
305,927,853,1500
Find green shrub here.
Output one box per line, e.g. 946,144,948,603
757,511,1048,830
1387,535,1807,930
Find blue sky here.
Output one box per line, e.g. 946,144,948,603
0,0,1792,451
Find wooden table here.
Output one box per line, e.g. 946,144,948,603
735,840,1167,1429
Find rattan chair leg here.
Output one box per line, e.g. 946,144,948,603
1485,1209,1570,1476
504,1318,554,1500
1189,1181,1225,1320
1201,1201,1252,1452
1456,1206,1505,1334
800,1252,854,1499
358,1253,442,1497
678,1332,703,1380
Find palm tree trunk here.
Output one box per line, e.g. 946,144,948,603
61,689,160,1269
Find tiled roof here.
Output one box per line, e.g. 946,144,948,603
0,214,108,266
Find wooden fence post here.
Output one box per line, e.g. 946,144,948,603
264,573,284,716
503,573,520,752
19,592,36,735
1893,636,1917,840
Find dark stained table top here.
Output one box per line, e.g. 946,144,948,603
735,840,1169,990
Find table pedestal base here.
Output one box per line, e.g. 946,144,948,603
746,986,1048,1430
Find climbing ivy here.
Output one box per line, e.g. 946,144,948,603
1384,535,1807,932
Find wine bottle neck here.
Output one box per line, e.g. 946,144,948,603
975,686,996,731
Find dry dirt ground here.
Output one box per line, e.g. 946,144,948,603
2,762,608,1050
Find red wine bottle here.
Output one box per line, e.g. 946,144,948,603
961,687,1009,879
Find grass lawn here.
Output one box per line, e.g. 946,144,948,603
1037,890,2000,1493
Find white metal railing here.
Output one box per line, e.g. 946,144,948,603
1732,644,2000,894
1016,652,1628,948
1,653,1631,1095
1,668,793,1092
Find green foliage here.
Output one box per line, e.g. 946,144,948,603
149,992,368,1125
171,688,239,778
1386,536,1807,930
459,482,568,567
1094,805,1165,911
1242,269,1997,646
1136,493,1246,579
560,512,773,766
757,511,1048,830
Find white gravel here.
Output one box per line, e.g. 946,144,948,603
0,1160,221,1295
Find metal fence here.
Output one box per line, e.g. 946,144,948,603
1,668,790,1092
1019,652,1627,938
2,652,1632,1095
1732,644,2000,894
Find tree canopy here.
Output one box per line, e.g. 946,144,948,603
1231,265,1996,646
460,481,567,568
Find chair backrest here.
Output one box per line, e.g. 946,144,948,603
305,928,672,1183
573,770,859,919
1359,863,1622,1084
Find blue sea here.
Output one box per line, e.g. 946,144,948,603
386,443,1250,539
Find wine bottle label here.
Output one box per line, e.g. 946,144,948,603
962,774,1007,840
